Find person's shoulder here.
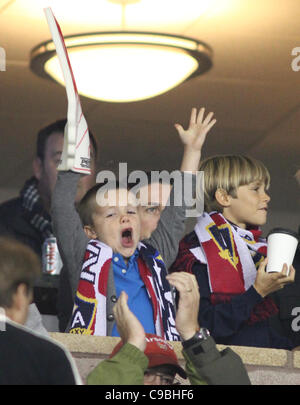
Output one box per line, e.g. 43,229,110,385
6,321,66,357
3,320,81,385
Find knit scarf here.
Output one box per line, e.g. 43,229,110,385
171,212,278,324
20,177,52,239
69,239,179,341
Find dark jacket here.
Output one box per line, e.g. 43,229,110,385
269,244,300,347
0,197,58,315
87,336,251,385
0,197,43,257
191,260,293,350
0,316,81,385
170,230,294,350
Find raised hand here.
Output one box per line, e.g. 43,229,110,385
177,107,216,173
175,107,216,152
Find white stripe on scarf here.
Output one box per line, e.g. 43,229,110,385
194,212,264,292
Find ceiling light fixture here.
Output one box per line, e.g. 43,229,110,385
30,0,213,103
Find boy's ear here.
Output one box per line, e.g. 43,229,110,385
32,157,43,181
84,225,97,240
215,188,232,208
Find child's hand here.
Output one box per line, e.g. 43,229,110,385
175,107,216,152
177,107,216,172
253,258,295,298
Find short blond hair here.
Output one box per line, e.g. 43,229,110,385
199,154,270,212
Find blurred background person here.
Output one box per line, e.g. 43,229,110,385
0,237,81,384
0,119,98,331
87,272,251,385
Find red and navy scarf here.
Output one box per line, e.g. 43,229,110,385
69,239,179,340
171,212,278,324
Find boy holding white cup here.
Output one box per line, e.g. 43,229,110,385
171,155,296,349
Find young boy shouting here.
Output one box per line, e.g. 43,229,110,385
51,107,216,339
171,154,296,349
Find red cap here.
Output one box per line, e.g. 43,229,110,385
110,333,187,378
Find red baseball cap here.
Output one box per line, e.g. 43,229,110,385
110,333,187,378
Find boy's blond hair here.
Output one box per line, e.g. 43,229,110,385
199,154,270,213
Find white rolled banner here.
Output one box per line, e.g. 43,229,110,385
44,7,91,175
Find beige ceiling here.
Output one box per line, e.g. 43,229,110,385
0,0,299,232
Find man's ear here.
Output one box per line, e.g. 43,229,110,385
215,188,232,208
84,225,97,240
32,157,43,181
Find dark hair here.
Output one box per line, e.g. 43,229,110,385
127,170,174,190
0,238,41,308
77,179,134,226
36,118,98,162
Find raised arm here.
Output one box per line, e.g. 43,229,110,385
147,107,216,269
87,291,148,385
176,107,216,173
51,171,89,299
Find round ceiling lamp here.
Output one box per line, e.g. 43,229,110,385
30,1,213,102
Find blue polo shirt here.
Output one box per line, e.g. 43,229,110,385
111,249,155,337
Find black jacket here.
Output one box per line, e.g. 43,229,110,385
0,197,43,257
0,317,81,384
0,197,59,315
270,243,300,347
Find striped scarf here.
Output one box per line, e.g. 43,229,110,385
171,212,278,324
20,177,52,239
69,239,179,341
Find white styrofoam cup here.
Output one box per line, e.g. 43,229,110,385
267,228,299,274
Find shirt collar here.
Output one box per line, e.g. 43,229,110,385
113,249,139,267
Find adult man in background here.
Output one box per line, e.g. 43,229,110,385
0,119,97,330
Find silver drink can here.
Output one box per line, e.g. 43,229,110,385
42,237,63,275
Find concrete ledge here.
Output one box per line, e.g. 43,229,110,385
50,333,300,385
294,351,300,368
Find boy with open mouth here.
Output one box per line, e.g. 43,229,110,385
52,107,216,338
